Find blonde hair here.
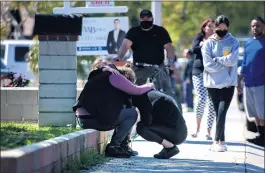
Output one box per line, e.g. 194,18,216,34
117,66,136,83
92,57,110,70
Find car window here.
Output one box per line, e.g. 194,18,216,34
238,59,243,67
14,46,30,62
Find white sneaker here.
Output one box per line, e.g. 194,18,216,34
210,143,227,152
219,144,227,151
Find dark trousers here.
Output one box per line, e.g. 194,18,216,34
136,123,187,145
207,87,234,141
79,108,138,145
110,108,138,145
186,82,194,109
136,102,187,146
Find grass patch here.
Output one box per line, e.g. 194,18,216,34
62,149,110,173
0,122,81,150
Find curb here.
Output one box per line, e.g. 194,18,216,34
1,129,108,173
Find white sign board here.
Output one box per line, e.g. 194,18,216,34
87,0,115,7
77,17,129,56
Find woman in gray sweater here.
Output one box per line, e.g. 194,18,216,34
202,15,239,152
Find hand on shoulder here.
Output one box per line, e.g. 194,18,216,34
102,66,120,75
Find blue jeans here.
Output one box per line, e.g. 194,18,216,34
111,108,138,145
79,108,138,145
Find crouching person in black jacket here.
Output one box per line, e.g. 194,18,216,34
73,64,153,158
132,90,187,159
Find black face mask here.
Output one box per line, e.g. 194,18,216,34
215,30,228,38
140,21,153,30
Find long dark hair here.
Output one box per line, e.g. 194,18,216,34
200,19,214,37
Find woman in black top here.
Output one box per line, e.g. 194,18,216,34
133,90,187,159
73,64,153,158
191,19,216,140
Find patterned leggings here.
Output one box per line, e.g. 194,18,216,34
192,74,215,130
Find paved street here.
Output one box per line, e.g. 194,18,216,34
86,95,264,173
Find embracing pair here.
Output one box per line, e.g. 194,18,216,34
73,63,187,159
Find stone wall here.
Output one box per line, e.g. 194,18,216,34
0,87,82,123
1,130,109,173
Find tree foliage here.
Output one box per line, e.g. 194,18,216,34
27,37,39,76
162,1,264,55
0,21,9,40
3,1,264,77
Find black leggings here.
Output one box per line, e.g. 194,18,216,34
207,87,234,142
136,123,187,145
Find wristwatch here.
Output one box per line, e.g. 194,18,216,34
168,58,175,64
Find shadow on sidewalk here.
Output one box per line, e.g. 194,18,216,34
133,139,264,151
230,150,264,157
88,157,264,173
183,140,264,151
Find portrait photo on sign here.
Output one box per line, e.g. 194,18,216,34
77,17,129,56
107,18,126,55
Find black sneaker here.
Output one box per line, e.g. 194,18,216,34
247,136,264,147
105,144,131,158
121,144,139,156
154,146,180,159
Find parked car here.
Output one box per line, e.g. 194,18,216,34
1,40,35,82
237,47,245,111
236,40,258,133
236,38,248,112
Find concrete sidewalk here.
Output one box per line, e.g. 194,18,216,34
86,100,264,173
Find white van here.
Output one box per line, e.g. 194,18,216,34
1,40,35,80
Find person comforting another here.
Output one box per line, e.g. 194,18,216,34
73,64,154,158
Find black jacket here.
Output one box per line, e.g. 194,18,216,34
107,29,126,54
192,33,204,75
132,90,184,127
183,58,194,81
73,67,130,130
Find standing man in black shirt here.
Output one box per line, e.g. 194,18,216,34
117,9,182,112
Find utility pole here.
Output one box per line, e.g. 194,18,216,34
151,1,162,26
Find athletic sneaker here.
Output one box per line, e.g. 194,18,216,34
105,143,131,158
220,143,228,151
121,143,139,156
247,136,264,147
209,143,227,152
154,146,180,159
205,135,213,140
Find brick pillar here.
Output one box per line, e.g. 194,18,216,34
38,35,78,126
33,14,82,127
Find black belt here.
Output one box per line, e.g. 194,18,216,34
134,62,161,68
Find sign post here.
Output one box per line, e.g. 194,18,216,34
53,0,128,14
152,1,162,26
85,0,115,7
